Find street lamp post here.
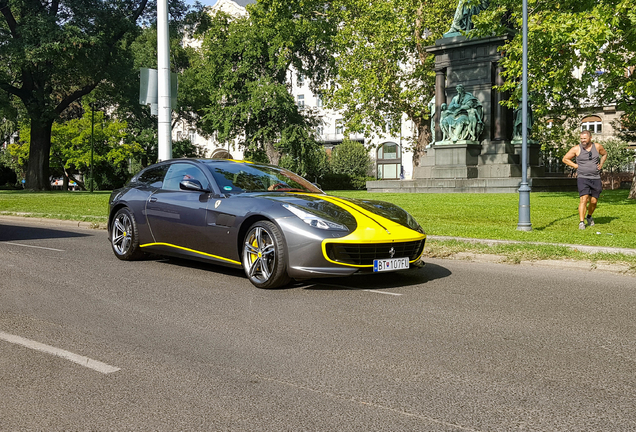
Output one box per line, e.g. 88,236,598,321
517,0,532,231
90,103,95,193
157,0,172,161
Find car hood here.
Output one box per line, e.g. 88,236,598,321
259,193,422,234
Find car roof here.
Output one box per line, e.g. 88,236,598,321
161,158,257,166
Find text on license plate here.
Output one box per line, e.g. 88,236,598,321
373,257,409,272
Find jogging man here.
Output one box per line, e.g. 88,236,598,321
562,130,607,229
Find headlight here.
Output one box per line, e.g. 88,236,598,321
406,212,424,234
283,204,349,231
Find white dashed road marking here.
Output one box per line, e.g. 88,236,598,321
4,242,65,252
305,283,402,296
362,289,402,296
0,331,120,374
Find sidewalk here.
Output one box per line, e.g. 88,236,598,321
427,235,636,256
426,235,636,277
0,214,104,230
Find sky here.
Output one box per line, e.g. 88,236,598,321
191,0,217,6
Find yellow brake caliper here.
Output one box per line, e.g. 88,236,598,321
250,238,259,265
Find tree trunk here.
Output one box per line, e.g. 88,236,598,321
411,117,432,168
26,119,54,190
264,141,281,166
629,161,636,199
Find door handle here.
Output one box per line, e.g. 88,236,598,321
149,197,158,203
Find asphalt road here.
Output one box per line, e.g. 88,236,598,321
1,218,635,431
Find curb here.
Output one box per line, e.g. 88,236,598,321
0,214,106,230
448,252,634,276
427,235,636,256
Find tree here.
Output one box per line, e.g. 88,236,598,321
600,138,632,189
324,0,454,167
120,7,209,156
277,124,328,181
9,105,143,190
0,0,156,190
472,0,636,196
615,113,636,199
192,1,337,166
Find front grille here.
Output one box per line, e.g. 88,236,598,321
326,240,425,266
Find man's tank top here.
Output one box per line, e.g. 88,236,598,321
576,143,601,179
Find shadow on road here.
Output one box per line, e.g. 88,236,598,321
299,262,452,292
142,256,452,292
0,223,90,241
156,256,246,279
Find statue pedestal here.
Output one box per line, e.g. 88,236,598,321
512,139,541,165
418,142,481,179
414,34,547,182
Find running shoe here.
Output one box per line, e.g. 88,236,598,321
586,215,595,226
579,221,586,230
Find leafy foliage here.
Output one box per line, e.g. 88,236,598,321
192,1,335,166
330,139,372,177
9,106,143,190
472,0,636,130
324,0,454,165
0,0,157,189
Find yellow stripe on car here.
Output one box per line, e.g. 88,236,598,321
140,242,241,265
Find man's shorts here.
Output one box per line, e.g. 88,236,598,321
577,177,602,198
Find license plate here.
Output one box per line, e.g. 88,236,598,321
373,257,409,272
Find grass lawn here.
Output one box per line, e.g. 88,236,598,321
329,189,636,250
1,189,635,250
0,190,111,223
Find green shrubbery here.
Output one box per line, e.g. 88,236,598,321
318,139,374,190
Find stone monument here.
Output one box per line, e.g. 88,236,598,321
368,0,575,193
410,0,546,190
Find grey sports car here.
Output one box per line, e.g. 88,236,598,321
108,159,426,288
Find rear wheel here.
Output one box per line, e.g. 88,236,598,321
110,208,145,260
242,221,291,289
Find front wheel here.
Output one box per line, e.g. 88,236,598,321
242,221,291,289
110,207,145,260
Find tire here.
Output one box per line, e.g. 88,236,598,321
110,207,145,261
242,221,291,289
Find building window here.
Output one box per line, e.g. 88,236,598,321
297,94,305,108
188,130,196,142
376,142,402,180
316,94,323,108
581,116,603,133
316,126,324,136
335,120,343,135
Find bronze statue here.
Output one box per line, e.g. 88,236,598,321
440,84,484,143
445,0,489,37
513,99,533,140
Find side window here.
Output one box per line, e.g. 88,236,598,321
162,163,210,191
137,165,169,188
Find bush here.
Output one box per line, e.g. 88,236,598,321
0,162,17,187
319,173,374,190
330,139,371,178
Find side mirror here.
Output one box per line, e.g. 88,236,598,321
179,179,208,192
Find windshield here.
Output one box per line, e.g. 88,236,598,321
203,161,323,195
